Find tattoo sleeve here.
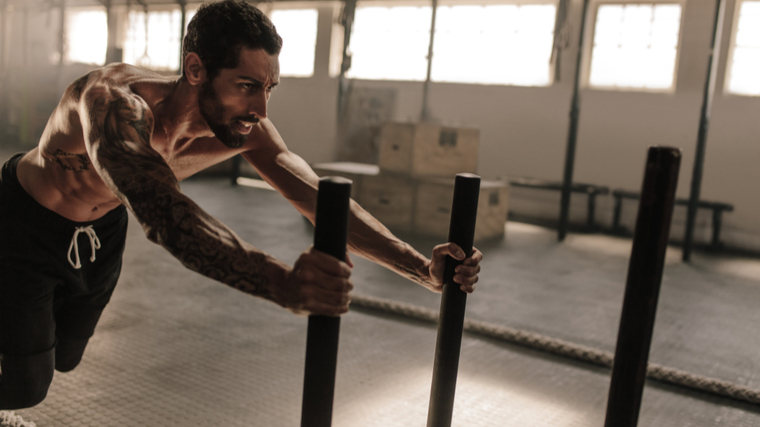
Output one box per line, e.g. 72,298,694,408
83,87,283,299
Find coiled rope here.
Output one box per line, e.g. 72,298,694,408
351,293,760,406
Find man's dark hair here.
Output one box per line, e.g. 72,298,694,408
182,0,282,80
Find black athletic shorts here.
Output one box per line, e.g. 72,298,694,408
0,152,128,372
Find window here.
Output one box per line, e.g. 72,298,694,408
124,9,183,71
185,7,198,31
588,3,682,91
347,4,433,81
65,8,107,65
726,0,760,95
270,9,319,77
431,3,557,86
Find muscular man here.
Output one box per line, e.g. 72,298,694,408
0,0,482,409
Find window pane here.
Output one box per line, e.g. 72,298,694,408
727,1,760,95
735,2,760,47
66,8,107,65
588,3,682,90
347,5,432,81
124,9,183,71
431,3,556,86
271,9,318,77
125,11,147,67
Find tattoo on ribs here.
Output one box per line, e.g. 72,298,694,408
48,149,91,173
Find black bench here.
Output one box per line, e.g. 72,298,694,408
611,190,734,249
508,178,610,229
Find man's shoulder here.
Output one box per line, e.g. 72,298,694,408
66,64,170,107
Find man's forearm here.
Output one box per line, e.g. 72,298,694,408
346,200,434,288
129,183,288,300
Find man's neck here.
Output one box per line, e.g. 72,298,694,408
153,78,214,149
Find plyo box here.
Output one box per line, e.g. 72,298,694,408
414,178,509,241
311,162,380,203
378,122,479,177
359,173,417,233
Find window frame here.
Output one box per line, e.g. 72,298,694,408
723,0,760,96
580,0,686,94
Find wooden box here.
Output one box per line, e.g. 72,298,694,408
378,122,479,177
414,178,509,241
359,174,417,232
311,162,380,203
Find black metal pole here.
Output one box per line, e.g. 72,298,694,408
337,0,357,119
683,0,726,262
420,0,438,122
604,147,681,427
426,173,480,427
230,155,241,186
558,0,591,241
300,177,352,427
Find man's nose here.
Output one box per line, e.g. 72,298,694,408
249,91,268,120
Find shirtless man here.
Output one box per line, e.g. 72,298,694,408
0,0,482,410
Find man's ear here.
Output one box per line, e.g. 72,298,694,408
184,53,206,85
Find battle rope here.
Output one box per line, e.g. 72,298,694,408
350,293,760,406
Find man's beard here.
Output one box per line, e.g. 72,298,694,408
198,80,257,149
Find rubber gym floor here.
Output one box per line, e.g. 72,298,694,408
5,170,760,426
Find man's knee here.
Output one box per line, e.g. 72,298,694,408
54,337,88,373
0,349,55,410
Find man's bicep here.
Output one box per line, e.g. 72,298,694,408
82,89,179,202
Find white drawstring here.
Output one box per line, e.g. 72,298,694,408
68,225,101,269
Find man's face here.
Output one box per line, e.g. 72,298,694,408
198,48,280,148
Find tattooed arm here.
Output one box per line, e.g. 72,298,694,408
242,120,482,294
80,86,351,316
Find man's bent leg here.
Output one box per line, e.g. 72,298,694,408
54,302,108,373
54,337,90,373
0,347,55,410
53,208,127,373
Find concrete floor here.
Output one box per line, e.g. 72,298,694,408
4,172,760,426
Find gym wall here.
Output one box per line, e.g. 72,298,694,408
0,0,757,253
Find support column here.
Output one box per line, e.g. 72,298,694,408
682,0,726,262
105,0,123,64
558,0,591,241
0,0,7,140
336,0,357,120
420,0,438,122
0,0,6,72
20,6,30,146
